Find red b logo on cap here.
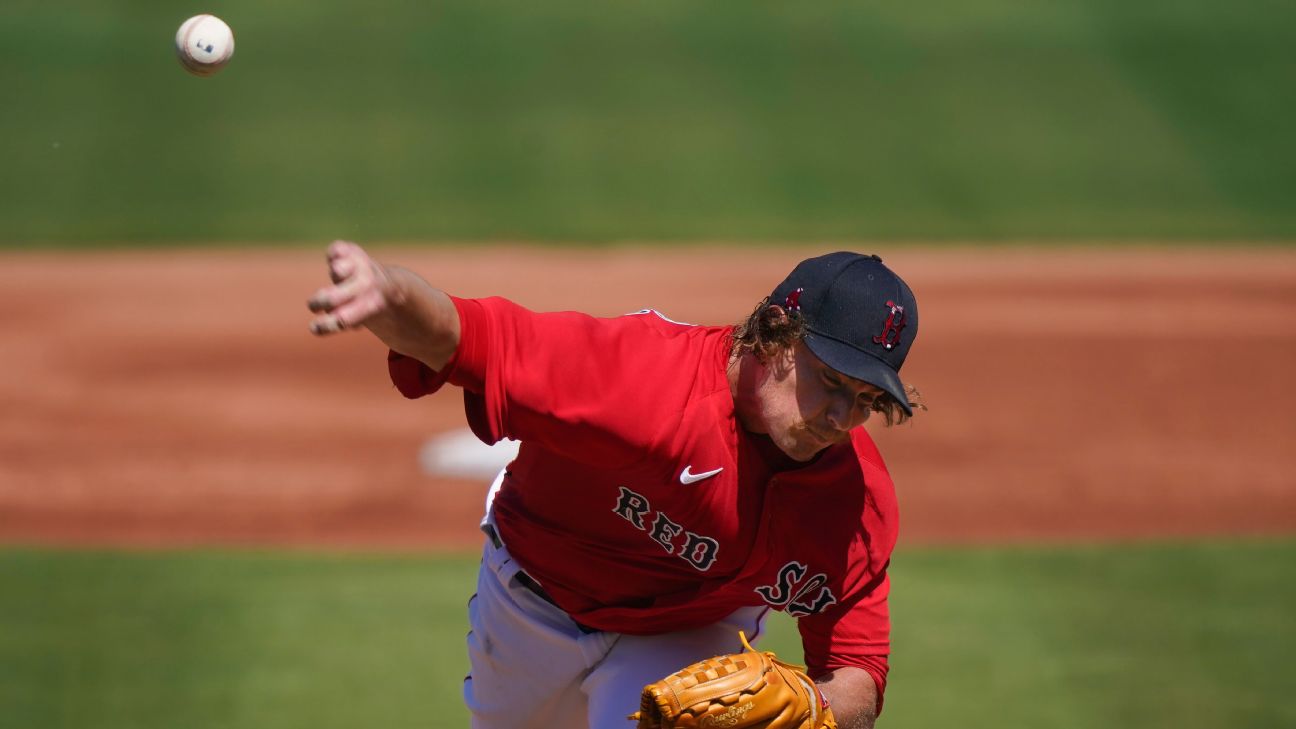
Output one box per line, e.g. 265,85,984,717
783,287,804,312
872,301,906,350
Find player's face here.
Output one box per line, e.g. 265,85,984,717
744,341,885,461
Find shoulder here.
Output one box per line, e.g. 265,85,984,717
614,309,732,349
849,429,900,554
455,296,735,409
479,298,722,343
621,308,697,329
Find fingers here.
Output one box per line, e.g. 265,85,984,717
308,289,385,336
327,239,355,260
334,290,387,327
308,240,388,336
326,240,363,284
329,254,357,285
309,315,345,336
307,277,364,313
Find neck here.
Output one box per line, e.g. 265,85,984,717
727,353,766,435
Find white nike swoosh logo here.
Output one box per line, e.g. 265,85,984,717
680,465,724,484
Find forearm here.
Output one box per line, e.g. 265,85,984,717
307,242,461,371
363,265,460,371
817,667,879,729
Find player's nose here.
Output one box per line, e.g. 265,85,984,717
825,396,851,431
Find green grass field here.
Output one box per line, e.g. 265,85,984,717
2,539,1293,729
3,0,1295,244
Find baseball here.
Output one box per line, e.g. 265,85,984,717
175,14,235,77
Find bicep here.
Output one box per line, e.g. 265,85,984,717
462,301,688,464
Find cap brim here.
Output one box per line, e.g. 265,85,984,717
803,333,913,416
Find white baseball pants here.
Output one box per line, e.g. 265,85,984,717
465,493,767,728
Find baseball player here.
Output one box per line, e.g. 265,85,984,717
307,241,921,729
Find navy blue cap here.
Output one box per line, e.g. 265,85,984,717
770,252,918,415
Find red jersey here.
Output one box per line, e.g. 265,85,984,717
389,296,899,699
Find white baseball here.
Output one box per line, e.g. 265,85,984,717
175,14,235,77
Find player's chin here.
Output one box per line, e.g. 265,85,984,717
781,431,830,462
788,446,824,462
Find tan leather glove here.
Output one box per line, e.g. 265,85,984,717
630,632,837,729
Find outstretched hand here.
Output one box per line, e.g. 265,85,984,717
306,240,402,335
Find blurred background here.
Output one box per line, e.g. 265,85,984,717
5,0,1296,244
1,0,1294,727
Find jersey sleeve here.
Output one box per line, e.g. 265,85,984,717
388,295,695,467
798,567,892,713
797,436,898,714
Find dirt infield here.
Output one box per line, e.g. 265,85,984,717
1,246,1294,550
